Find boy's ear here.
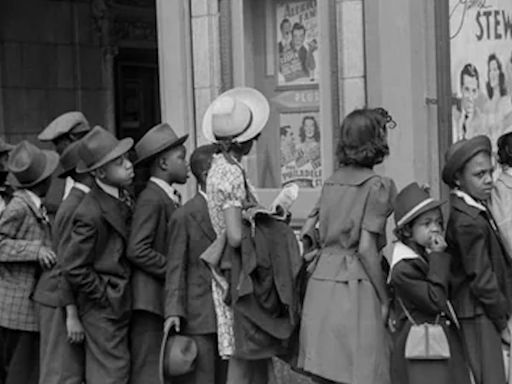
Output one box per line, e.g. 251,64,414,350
93,167,105,180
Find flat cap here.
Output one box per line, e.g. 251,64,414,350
38,111,90,142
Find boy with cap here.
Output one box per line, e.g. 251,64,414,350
62,126,134,384
38,111,91,220
164,144,227,384
0,141,59,384
127,122,188,384
33,140,94,384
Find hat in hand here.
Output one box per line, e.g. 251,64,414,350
134,123,188,165
394,182,444,229
7,141,59,188
159,327,197,382
76,126,133,174
57,140,83,179
202,87,270,143
38,111,90,142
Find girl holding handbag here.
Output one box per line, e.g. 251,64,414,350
389,182,472,384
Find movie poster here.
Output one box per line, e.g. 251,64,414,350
450,0,512,148
276,0,319,87
280,111,322,188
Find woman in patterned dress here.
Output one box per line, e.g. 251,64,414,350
201,87,273,384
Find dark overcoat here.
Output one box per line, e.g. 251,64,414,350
127,181,178,316
446,194,512,384
165,193,217,334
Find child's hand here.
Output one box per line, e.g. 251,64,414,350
66,315,85,344
38,248,56,269
428,233,447,253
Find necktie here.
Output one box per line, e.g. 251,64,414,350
173,190,182,206
119,188,134,210
40,205,50,224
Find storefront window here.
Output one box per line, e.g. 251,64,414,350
226,0,337,220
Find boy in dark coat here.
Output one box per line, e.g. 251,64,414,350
62,126,134,384
37,111,91,219
164,144,227,384
127,123,188,384
0,141,59,384
33,140,94,384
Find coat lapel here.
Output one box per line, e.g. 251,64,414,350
190,194,216,241
92,185,129,240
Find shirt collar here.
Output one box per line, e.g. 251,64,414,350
73,182,91,195
95,178,119,199
25,189,42,210
388,242,420,282
452,189,486,211
198,189,207,201
150,176,179,204
63,177,75,200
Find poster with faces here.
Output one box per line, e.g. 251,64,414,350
450,0,512,148
280,111,322,188
276,0,319,87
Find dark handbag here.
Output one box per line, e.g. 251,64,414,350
399,298,450,360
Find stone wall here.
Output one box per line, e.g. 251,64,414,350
0,0,108,145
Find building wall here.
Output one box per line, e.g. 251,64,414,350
0,0,109,145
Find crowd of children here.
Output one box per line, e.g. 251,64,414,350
2,86,512,384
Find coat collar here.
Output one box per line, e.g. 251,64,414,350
90,183,129,239
146,180,178,207
189,194,216,241
450,193,485,219
324,165,377,186
14,189,46,222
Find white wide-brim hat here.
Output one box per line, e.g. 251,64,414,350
202,87,270,143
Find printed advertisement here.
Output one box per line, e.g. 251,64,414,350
276,0,319,87
280,112,322,188
450,0,512,148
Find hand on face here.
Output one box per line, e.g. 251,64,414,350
428,233,447,253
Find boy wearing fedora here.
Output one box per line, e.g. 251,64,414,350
38,111,91,220
0,141,58,384
33,140,94,384
62,126,134,384
127,122,188,384
164,144,227,384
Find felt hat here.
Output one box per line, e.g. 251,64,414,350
442,135,492,188
202,87,270,143
57,140,83,179
393,182,444,229
76,126,133,174
159,327,198,382
7,141,59,188
0,138,14,154
38,111,90,142
134,123,188,165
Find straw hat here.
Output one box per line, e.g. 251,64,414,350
202,87,270,143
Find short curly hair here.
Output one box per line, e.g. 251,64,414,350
336,108,391,168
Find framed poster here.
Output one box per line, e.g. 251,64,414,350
280,111,322,188
275,0,319,88
450,0,512,149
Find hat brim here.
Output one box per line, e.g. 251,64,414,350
158,327,197,383
7,151,60,188
442,136,492,187
202,87,270,143
57,164,74,179
76,138,134,174
134,135,188,166
395,200,445,229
